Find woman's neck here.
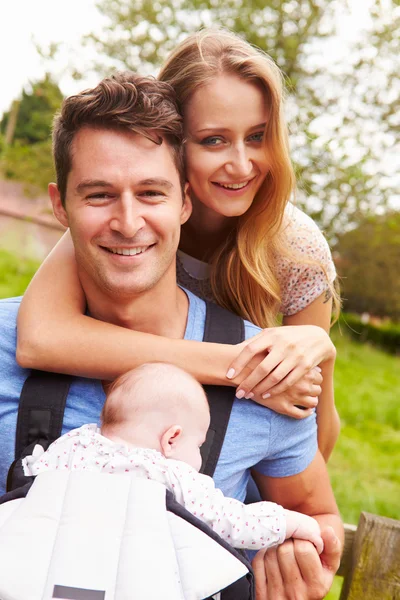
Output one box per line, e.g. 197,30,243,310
180,204,238,262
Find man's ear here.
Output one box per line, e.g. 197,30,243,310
49,182,69,228
160,425,182,458
180,183,192,225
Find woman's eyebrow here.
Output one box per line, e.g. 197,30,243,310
195,122,267,134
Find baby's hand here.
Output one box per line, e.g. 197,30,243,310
284,509,324,554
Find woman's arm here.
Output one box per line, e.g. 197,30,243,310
18,234,338,431
17,232,238,384
227,293,339,461
282,294,339,462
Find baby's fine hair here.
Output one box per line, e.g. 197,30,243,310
101,363,209,432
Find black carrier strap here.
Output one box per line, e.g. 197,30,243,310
201,301,245,477
6,370,72,493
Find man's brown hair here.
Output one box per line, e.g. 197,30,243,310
52,72,185,206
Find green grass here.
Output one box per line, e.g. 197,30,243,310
325,325,400,599
0,249,39,298
1,251,399,598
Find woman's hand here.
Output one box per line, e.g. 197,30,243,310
251,367,322,418
227,325,335,400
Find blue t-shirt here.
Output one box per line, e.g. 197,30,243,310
0,291,317,498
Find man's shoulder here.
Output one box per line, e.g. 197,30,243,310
183,286,261,342
182,288,261,340
243,320,261,340
0,296,22,307
0,296,21,324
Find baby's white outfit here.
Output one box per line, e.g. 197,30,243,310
23,424,286,550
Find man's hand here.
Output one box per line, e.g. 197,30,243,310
252,526,342,600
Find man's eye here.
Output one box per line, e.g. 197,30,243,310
248,131,264,143
87,193,113,200
141,190,165,198
201,136,224,147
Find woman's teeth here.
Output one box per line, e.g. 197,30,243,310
217,181,249,190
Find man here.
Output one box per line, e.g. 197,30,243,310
0,73,342,599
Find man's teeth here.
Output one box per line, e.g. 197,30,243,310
109,246,148,256
218,181,249,190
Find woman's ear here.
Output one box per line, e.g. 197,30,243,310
49,183,69,228
160,425,182,458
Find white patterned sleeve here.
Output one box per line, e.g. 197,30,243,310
277,204,336,316
168,462,286,550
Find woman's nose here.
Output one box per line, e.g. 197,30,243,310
225,145,253,179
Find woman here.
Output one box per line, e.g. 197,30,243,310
17,29,339,460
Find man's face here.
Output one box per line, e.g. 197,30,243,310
50,127,191,299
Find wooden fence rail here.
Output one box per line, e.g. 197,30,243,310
338,512,400,599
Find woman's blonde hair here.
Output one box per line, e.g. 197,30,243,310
159,29,339,327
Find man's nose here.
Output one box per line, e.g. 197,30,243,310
225,144,253,178
109,196,145,238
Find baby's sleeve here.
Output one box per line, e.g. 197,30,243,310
168,461,286,550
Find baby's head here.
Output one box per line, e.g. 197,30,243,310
101,363,210,471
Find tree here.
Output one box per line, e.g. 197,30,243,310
0,74,62,191
1,74,63,145
64,0,399,240
336,211,400,320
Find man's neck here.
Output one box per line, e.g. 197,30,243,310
82,274,189,340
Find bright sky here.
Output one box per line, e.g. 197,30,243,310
0,0,105,118
0,0,375,119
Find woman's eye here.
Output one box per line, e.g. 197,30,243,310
201,136,224,147
248,131,264,143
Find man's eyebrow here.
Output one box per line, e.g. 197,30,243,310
138,178,174,190
76,178,175,193
75,180,112,193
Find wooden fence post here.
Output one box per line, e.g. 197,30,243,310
339,511,400,599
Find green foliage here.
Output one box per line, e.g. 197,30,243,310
70,0,399,239
0,74,63,145
0,74,61,191
340,313,400,354
0,249,39,298
1,139,55,193
337,212,400,320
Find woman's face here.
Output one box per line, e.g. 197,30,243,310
184,73,270,220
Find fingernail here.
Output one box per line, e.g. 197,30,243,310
245,392,254,400
315,366,322,372
226,368,236,379
236,389,245,399
262,393,271,399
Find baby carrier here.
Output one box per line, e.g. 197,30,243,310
0,302,255,600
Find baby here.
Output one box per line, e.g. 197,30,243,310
23,362,323,553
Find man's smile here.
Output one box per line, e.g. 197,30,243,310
107,245,151,256
99,243,156,257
